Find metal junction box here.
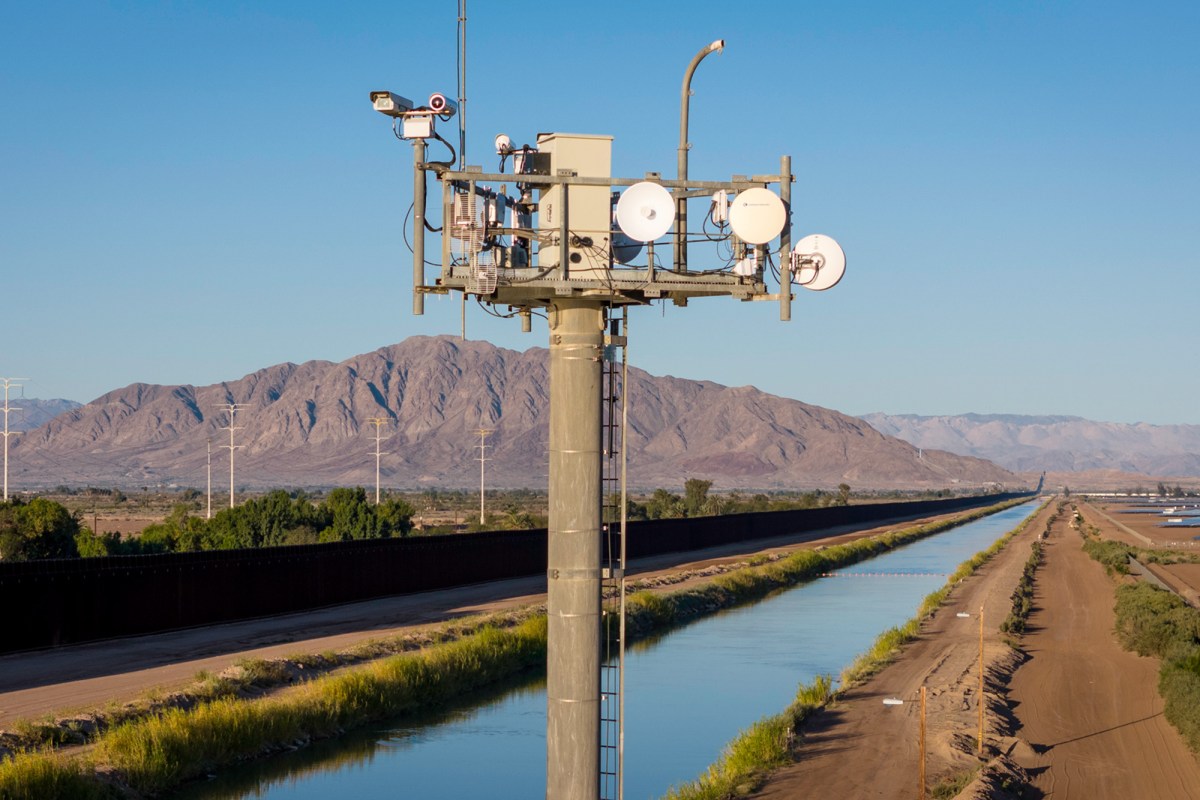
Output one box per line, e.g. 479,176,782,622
536,132,613,279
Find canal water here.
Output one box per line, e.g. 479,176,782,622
174,501,1038,800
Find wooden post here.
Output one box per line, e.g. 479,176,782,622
919,685,927,800
978,604,985,754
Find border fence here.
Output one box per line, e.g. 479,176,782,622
0,492,1030,653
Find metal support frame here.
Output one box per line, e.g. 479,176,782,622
412,138,428,315
420,169,782,306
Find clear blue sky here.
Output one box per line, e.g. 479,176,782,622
3,1,1197,425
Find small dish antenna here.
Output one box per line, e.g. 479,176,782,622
616,181,675,242
791,234,846,291
728,187,786,244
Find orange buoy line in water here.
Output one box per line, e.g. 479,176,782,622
819,571,949,578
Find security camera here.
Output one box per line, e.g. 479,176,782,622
428,93,459,117
495,133,512,155
370,91,414,117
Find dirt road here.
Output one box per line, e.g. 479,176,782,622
752,502,1055,799
1006,512,1200,797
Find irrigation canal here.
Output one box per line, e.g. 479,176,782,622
173,501,1039,799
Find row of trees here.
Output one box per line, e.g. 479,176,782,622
619,479,853,521
3,479,863,560
1,489,415,560
0,497,82,560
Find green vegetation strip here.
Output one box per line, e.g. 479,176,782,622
0,498,1031,798
1000,541,1044,635
662,499,1048,800
1081,551,1200,754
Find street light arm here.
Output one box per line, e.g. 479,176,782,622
678,39,725,170
676,39,725,272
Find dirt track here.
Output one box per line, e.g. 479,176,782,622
751,502,1053,799
752,500,1200,800
1005,509,1200,797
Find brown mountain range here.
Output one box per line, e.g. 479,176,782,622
10,336,1018,491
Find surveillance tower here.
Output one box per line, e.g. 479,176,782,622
371,38,846,800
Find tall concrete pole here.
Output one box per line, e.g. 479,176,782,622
546,298,603,800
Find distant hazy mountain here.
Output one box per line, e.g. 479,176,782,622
3,398,82,432
860,412,1200,477
10,337,1017,491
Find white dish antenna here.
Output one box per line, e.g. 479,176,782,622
791,234,846,291
611,230,644,265
728,187,786,244
615,182,675,242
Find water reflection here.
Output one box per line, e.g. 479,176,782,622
173,502,1037,799
173,676,547,799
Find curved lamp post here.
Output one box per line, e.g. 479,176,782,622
676,38,724,272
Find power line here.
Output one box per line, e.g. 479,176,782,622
1,378,29,501
218,403,248,508
366,418,389,505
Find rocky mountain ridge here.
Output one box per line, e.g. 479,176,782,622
2,398,82,432
861,412,1200,477
11,337,1017,491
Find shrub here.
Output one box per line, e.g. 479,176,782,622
1160,647,1200,752
1113,583,1198,657
1082,538,1132,575
0,750,109,800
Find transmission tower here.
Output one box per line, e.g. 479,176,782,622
366,418,389,505
1,378,28,502
206,436,213,519
475,428,491,525
218,403,248,508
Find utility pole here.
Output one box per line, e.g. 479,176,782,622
978,604,985,754
206,437,213,519
367,418,388,505
218,403,247,509
919,685,927,800
1,378,28,502
475,427,491,524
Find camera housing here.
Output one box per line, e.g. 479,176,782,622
370,91,414,117
428,93,459,117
